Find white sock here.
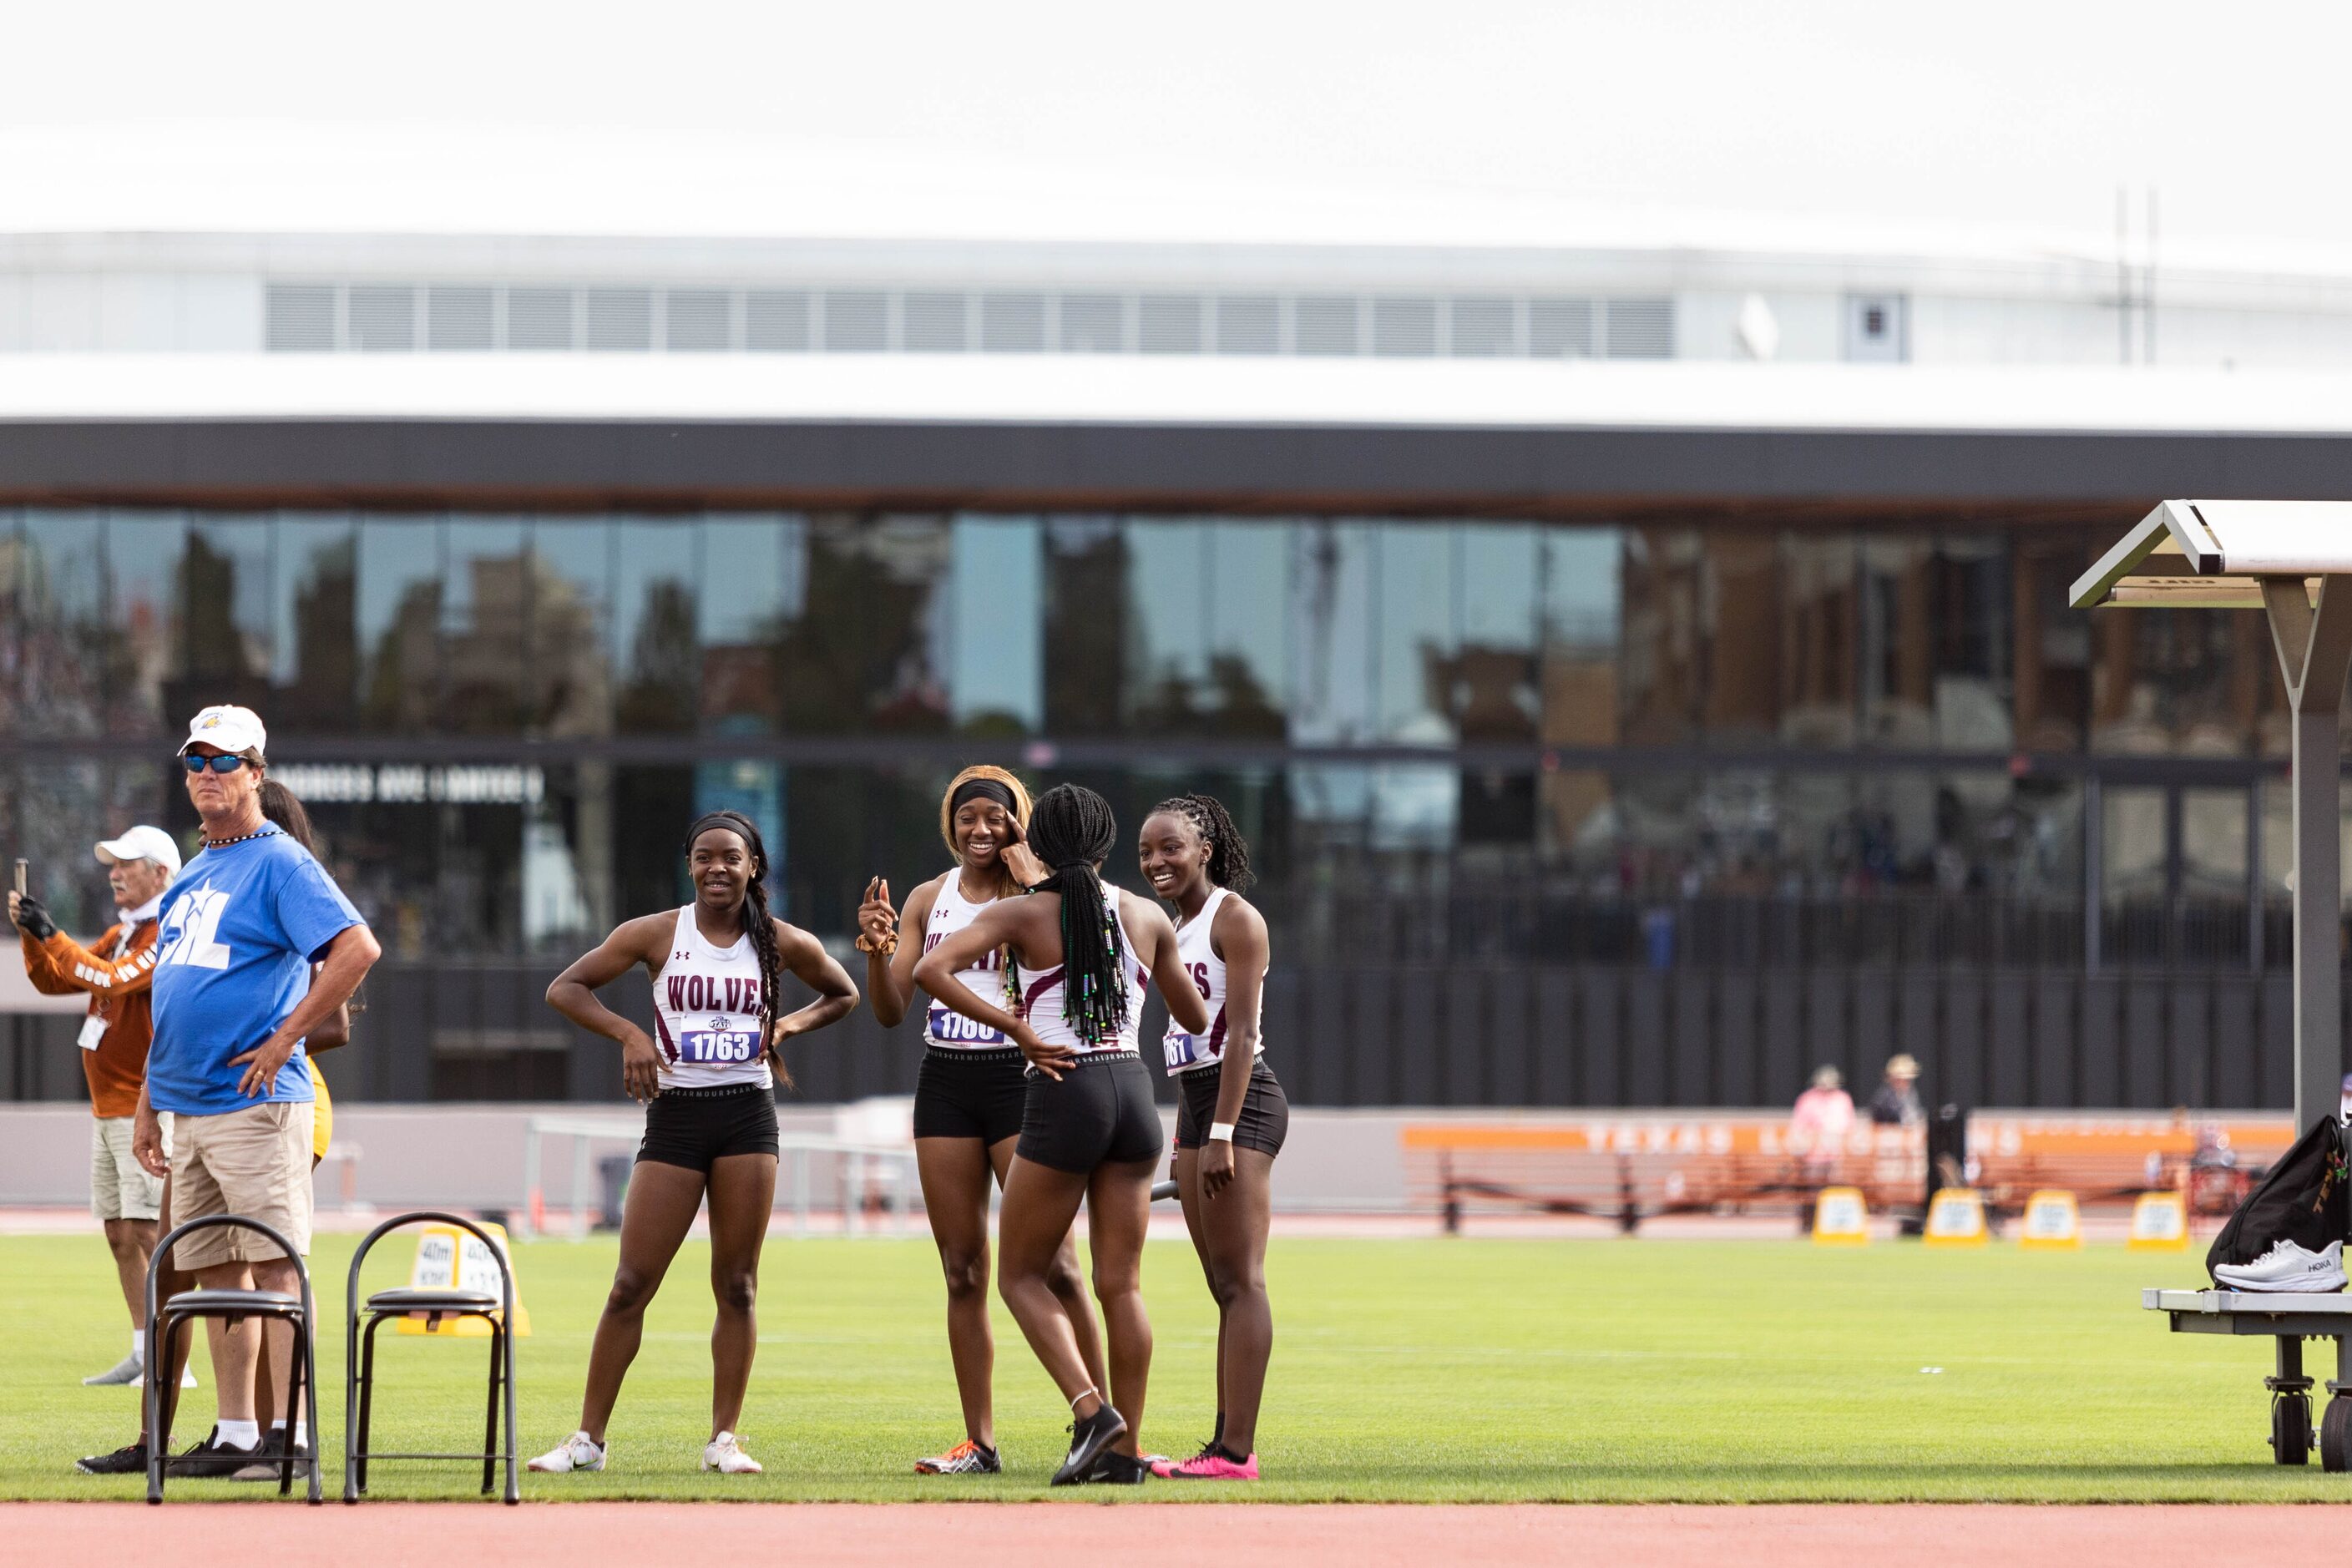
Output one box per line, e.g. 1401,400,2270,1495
130,1332,146,1363
217,1419,260,1449
271,1420,307,1447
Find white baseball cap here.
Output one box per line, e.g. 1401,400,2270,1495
95,825,183,876
177,704,268,759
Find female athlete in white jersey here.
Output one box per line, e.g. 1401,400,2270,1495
530,810,858,1478
915,783,1209,1486
1138,793,1286,1480
853,766,1109,1475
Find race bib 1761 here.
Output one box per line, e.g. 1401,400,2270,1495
928,1001,1006,1046
679,1029,760,1065
1163,1031,1214,1071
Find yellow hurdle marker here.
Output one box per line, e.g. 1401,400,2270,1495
2127,1191,2191,1252
2018,1189,2082,1250
397,1219,532,1337
1811,1186,1870,1246
1923,1186,1990,1247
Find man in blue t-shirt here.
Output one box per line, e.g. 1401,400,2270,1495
130,705,381,1478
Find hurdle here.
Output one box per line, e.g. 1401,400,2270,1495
2082,502,2352,1469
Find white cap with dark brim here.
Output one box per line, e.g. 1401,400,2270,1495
95,825,183,877
177,704,268,760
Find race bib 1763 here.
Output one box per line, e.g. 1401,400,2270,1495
679,1029,760,1065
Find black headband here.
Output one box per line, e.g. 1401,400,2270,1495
948,779,1019,818
685,812,763,863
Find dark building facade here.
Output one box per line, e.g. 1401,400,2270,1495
2,387,2344,1110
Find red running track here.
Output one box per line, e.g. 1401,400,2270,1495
7,1503,2339,1567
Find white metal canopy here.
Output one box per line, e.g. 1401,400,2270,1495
2075,499,2352,1130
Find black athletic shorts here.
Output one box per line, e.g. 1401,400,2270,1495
636,1083,781,1172
1172,1057,1289,1157
1015,1050,1165,1174
913,1046,1029,1146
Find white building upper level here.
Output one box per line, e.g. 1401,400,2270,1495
6,124,2352,369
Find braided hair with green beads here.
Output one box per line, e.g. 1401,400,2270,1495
1016,784,1129,1045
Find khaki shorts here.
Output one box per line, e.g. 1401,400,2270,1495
168,1102,315,1271
91,1114,171,1222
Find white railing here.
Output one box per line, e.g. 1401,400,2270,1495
518,1114,918,1241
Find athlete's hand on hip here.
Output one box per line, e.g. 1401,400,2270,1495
1201,1138,1237,1199
131,1101,169,1178
1013,1021,1075,1080
620,1028,665,1104
856,878,898,951
229,1031,298,1098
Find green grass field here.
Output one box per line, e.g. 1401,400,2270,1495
0,1230,2335,1502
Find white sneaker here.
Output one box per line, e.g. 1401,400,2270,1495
527,1431,607,1473
2216,1239,2346,1293
78,1354,194,1388
701,1431,762,1474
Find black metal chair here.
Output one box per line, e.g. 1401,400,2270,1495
344,1210,519,1504
144,1212,321,1505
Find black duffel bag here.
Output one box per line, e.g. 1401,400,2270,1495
2206,1115,2349,1282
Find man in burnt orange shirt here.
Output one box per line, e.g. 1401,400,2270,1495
12,825,182,1387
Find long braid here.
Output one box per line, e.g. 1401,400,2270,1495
1152,792,1255,893
683,809,792,1090
1025,784,1126,1045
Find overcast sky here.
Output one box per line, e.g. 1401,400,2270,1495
9,0,2349,252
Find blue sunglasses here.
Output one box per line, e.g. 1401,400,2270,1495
182,754,252,774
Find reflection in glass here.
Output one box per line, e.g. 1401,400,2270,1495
18,510,108,737
2092,604,2257,756
357,518,443,731
1289,521,1373,745
527,519,611,737
615,518,699,733
1779,532,1854,750
1377,526,1454,743
1043,516,1127,734
777,513,951,733
700,514,801,734
1205,522,1289,736
1859,534,1934,747
1620,526,1699,746
1125,519,1211,731
443,517,528,733
948,515,1041,734
270,513,356,731
105,510,188,736
1931,536,2011,750
2012,532,2090,751
1702,530,1778,746
1455,525,1538,742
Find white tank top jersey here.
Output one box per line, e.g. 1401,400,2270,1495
1020,886,1150,1057
650,907,773,1090
922,876,1014,1050
1161,886,1267,1076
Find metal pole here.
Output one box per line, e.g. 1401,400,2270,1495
2290,701,2342,1131
2264,579,2352,1130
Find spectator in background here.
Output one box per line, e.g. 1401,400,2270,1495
11,826,190,1388
1869,1054,1925,1128
1790,1065,1854,1181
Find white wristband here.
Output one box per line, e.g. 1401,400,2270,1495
1209,1121,1237,1144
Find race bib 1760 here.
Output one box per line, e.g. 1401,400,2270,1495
679,1029,760,1065
928,1001,1006,1046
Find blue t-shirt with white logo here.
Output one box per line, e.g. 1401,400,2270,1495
147,830,365,1117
